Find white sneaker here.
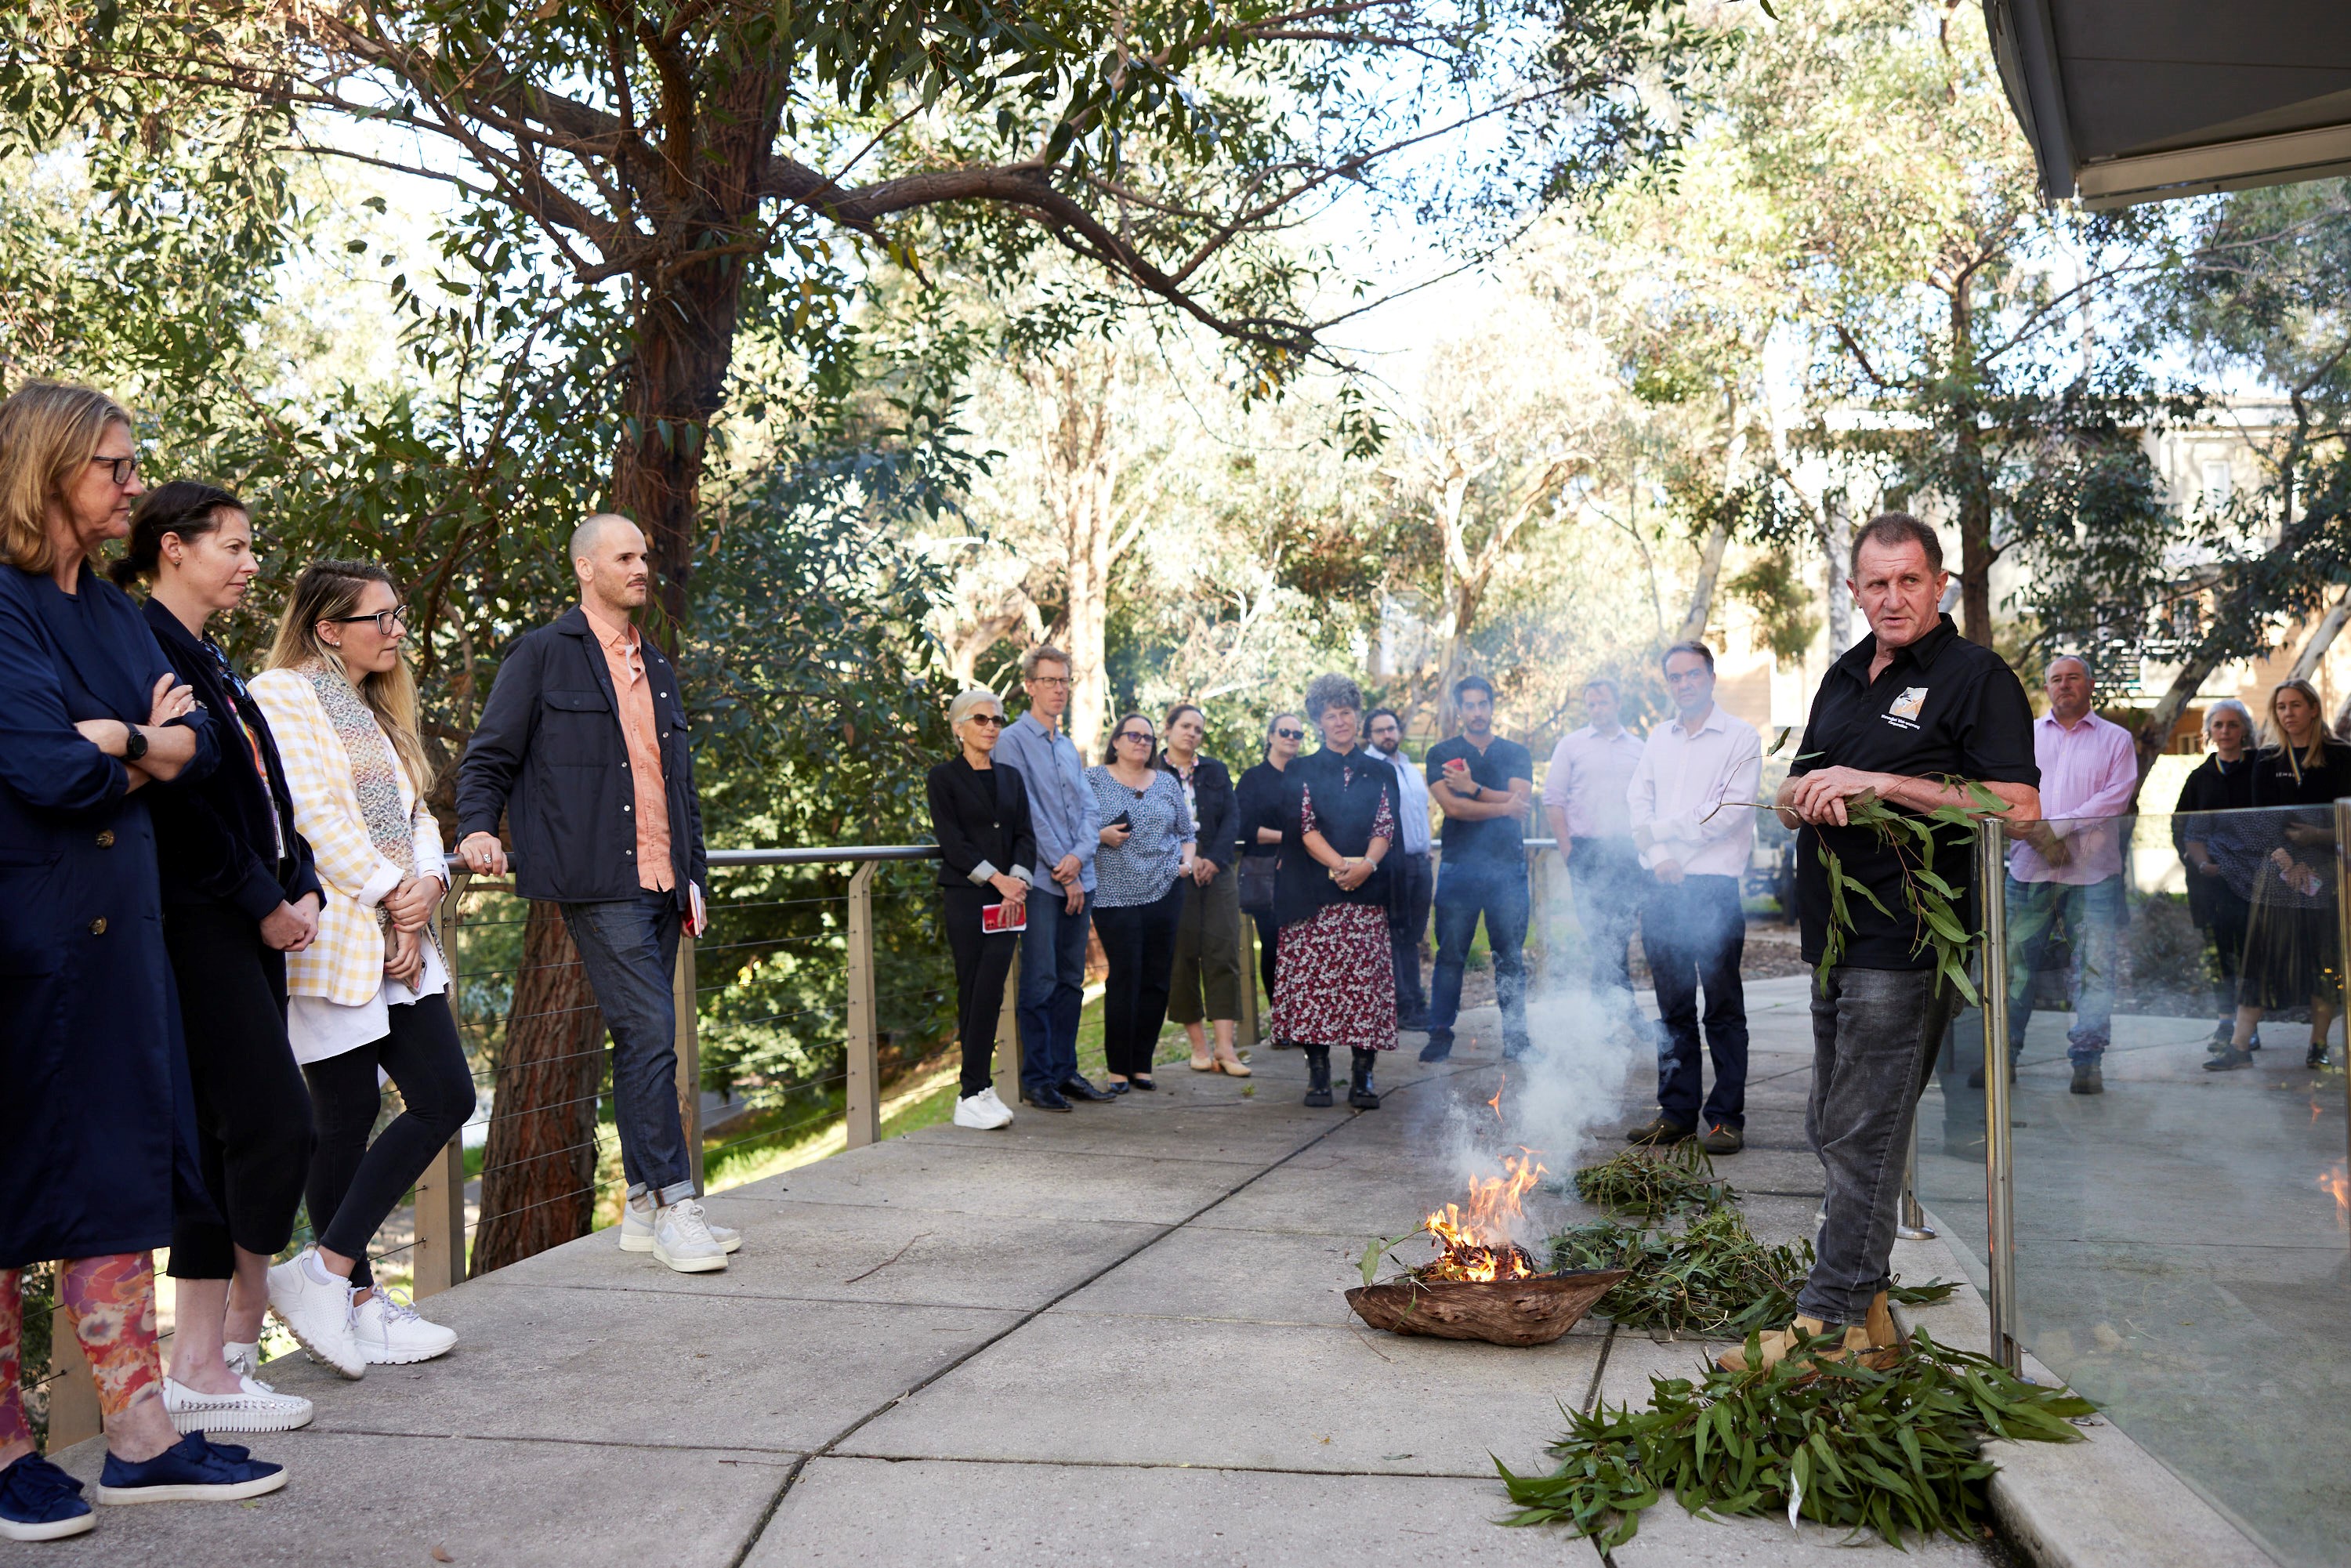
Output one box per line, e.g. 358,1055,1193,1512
619,1192,741,1255
651,1199,728,1273
265,1250,364,1379
353,1287,458,1365
953,1086,1015,1129
163,1374,313,1434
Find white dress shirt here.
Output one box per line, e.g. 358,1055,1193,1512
1378,744,1433,855
1543,725,1646,839
1627,704,1761,878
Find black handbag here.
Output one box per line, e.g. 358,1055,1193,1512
1238,854,1277,913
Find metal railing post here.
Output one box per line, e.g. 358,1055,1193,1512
845,861,881,1147
1528,847,1549,990
1897,1114,1936,1240
993,936,1023,1106
673,926,703,1193
1976,817,2020,1373
414,872,472,1297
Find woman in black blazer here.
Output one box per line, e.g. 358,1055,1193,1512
116,482,322,1435
1161,704,1249,1076
926,688,1037,1129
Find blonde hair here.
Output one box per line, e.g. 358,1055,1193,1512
2266,678,2328,781
0,382,133,572
267,559,435,791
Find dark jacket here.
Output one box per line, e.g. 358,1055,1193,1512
926,756,1038,889
1273,744,1399,929
142,597,321,921
2171,750,2256,926
1236,759,1288,860
1160,751,1240,871
0,563,217,1266
455,606,708,907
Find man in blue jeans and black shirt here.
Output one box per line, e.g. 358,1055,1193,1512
456,514,739,1275
1724,512,2039,1371
1421,676,1535,1063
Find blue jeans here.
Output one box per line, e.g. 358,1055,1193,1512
560,890,694,1206
1644,874,1748,1130
1427,858,1531,1051
2003,874,2124,1063
1018,889,1092,1095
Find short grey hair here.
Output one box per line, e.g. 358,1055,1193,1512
2047,654,2092,682
1302,672,1364,723
570,511,637,563
1850,511,1943,574
2204,697,2253,737
1020,643,1070,679
947,687,1005,731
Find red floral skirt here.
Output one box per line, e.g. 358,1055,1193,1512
1273,904,1396,1051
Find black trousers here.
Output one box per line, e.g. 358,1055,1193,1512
163,904,313,1280
302,994,472,1291
1249,908,1281,1020
1387,849,1433,1023
1094,882,1186,1079
942,883,1020,1097
1643,875,1748,1130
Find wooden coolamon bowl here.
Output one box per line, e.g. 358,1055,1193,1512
1345,1269,1628,1346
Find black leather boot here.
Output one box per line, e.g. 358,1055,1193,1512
1348,1048,1380,1110
1303,1045,1333,1106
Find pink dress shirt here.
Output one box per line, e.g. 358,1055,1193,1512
1543,725,1646,840
1628,705,1761,878
2006,710,2136,885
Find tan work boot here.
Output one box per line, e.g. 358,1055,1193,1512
1864,1291,1906,1358
1717,1313,1902,1374
1717,1315,1829,1373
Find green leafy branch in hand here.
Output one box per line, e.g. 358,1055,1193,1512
1494,1330,2095,1548
1816,778,2009,1002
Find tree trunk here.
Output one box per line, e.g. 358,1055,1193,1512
1816,491,1853,652
2287,585,2351,681
472,901,607,1273
1034,356,1122,759
1950,292,1996,646
1675,393,1747,648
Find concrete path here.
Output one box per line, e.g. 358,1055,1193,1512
13,978,2250,1566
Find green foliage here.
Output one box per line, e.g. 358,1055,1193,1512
1722,545,1821,663
1494,1329,2095,1548
1814,783,2003,1001
1570,1141,1733,1218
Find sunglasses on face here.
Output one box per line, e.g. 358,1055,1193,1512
1116,730,1155,745
329,603,411,636
1273,727,1304,741
966,712,1006,728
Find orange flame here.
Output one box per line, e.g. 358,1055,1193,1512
1421,1152,1548,1282
2320,1161,2349,1219
1487,1081,1505,1124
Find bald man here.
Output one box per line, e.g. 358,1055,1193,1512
456,513,735,1272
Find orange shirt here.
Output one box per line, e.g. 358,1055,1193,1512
582,603,673,893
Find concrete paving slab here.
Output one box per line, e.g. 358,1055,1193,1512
1051,1222,1380,1327
1608,1499,1997,1565
726,1138,1268,1224
840,1311,1600,1479
750,1457,1601,1566
37,1430,788,1568
1184,1160,1480,1237
480,1198,1168,1312
252,1284,1021,1452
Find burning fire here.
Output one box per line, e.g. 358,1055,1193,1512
1420,1152,1548,1282
2320,1161,2349,1222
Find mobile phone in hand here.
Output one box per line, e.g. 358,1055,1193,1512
1109,811,1132,830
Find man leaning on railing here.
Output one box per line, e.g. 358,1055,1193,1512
452,514,739,1275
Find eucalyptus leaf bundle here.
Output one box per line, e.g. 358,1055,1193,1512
1495,1330,2095,1548
1570,1141,1733,1218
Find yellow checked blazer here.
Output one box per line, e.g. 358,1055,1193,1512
249,669,444,1007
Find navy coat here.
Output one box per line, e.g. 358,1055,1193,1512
0,563,219,1267
455,606,708,907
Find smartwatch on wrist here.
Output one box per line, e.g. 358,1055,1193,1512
122,726,149,762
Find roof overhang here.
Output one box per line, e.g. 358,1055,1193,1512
1983,1,2351,208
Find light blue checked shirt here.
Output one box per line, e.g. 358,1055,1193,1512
997,712,1100,894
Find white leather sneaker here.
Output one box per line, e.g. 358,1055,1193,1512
163,1374,313,1434
652,1199,728,1273
619,1192,740,1254
265,1250,364,1379
953,1086,1015,1129
353,1287,458,1365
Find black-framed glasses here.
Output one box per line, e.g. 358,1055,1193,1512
89,453,140,487
1027,674,1072,689
330,603,411,636
966,712,1006,728
1115,729,1156,745
1273,726,1304,741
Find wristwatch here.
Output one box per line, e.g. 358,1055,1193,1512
122,726,149,762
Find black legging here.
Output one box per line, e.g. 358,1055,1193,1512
302,994,472,1291
1094,881,1186,1079
941,883,1020,1097
1249,908,1280,1023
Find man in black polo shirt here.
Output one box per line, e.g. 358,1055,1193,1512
1422,675,1535,1062
1721,512,2041,1372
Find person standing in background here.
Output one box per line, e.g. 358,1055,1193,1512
1422,676,1534,1063
118,482,321,1436
1542,678,1646,1034
2175,699,2259,1056
1367,708,1434,1032
1089,714,1197,1092
1161,704,1250,1077
925,687,1030,1131
1998,655,2137,1096
1234,712,1302,1032
993,645,1117,1110
1624,643,1759,1154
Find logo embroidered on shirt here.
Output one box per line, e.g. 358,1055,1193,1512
1883,686,1929,728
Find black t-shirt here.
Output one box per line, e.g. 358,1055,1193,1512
1426,733,1534,867
1788,616,2039,969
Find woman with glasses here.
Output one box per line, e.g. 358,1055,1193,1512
114,483,321,1436
1087,714,1197,1091
1235,712,1303,1035
927,688,1033,1130
1161,704,1249,1077
1274,674,1398,1110
0,382,290,1542
250,563,466,1378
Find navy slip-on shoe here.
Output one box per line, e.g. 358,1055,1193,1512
96,1432,287,1505
0,1453,94,1541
